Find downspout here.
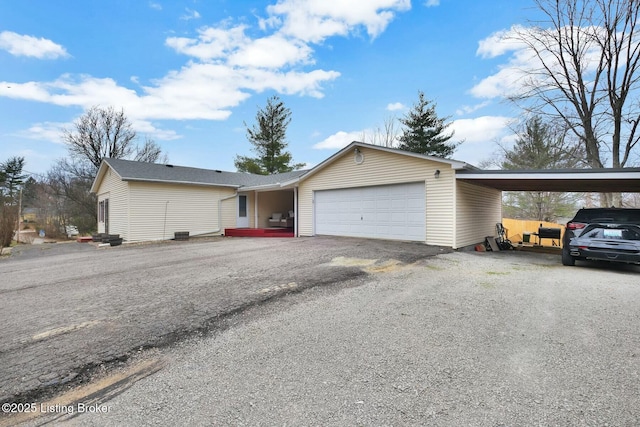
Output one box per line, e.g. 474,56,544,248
190,191,238,237
162,201,169,240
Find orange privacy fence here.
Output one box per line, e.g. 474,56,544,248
502,218,566,247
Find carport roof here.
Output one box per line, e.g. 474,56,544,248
456,168,640,192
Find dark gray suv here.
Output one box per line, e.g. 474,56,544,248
562,208,640,266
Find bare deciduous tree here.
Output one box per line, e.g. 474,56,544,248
134,138,168,164
62,106,137,172
56,106,168,232
511,0,640,177
361,116,400,148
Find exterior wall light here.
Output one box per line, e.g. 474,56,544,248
434,169,441,179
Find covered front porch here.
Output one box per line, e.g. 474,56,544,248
225,185,298,238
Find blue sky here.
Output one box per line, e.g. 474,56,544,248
0,0,543,176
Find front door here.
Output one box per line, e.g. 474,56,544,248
237,194,249,228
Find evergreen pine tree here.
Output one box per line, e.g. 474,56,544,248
235,96,304,175
397,91,458,158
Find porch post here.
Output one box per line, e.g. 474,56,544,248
254,191,258,229
294,186,298,237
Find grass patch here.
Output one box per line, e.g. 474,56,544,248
486,271,510,276
424,264,445,271
479,281,496,289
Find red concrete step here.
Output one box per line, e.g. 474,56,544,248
225,228,294,238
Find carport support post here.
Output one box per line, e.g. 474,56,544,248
294,187,298,237
254,191,258,229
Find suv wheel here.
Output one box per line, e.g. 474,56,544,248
562,247,576,266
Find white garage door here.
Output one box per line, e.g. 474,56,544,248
314,182,426,241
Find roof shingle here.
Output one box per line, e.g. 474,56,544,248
104,158,307,188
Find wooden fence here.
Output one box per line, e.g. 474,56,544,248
502,218,566,247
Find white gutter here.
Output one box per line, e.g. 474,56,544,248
123,177,240,189
456,171,640,180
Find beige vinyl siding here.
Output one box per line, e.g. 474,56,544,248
298,146,455,246
96,168,129,237
455,180,502,248
256,190,294,228
220,194,237,232
128,181,236,241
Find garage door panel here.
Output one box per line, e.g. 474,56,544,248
315,182,426,241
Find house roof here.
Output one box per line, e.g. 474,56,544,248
90,158,308,193
91,144,640,195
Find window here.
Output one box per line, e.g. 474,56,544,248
238,195,247,217
98,199,109,223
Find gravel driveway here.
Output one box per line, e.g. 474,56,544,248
0,236,447,405
0,242,640,426
28,249,640,427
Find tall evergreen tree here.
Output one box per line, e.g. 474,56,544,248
235,96,304,175
501,116,585,221
0,156,27,200
397,91,458,158
0,156,26,248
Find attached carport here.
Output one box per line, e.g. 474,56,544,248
456,168,640,249
455,168,640,193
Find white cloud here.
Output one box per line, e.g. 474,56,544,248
0,0,410,132
0,31,69,59
167,26,314,69
455,100,490,116
16,122,67,144
386,102,405,111
313,130,364,149
166,25,249,61
472,25,605,100
149,2,162,11
0,64,339,123
267,0,411,43
476,27,527,59
229,35,314,68
450,116,515,166
424,0,440,7
180,8,201,21
14,118,180,145
132,120,182,140
451,116,513,144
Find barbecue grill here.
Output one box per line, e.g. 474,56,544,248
535,226,561,246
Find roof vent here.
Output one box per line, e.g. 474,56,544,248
215,170,222,173
165,164,174,168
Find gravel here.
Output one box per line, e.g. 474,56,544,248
0,236,447,405
47,250,640,427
